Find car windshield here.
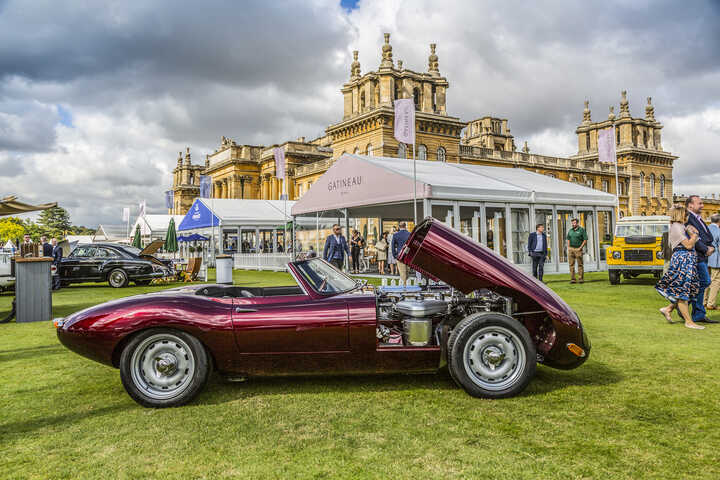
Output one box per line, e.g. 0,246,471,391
293,258,358,294
615,223,668,237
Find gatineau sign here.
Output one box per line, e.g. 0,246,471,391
327,175,363,193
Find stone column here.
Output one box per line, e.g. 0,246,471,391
271,177,279,200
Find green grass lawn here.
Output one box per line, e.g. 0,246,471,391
1,270,719,479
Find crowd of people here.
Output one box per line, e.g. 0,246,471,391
6,234,64,290
656,196,719,330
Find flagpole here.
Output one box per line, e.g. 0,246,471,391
412,141,417,226
612,123,620,211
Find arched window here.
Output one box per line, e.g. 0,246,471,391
586,179,594,189
418,144,427,160
619,211,625,218
616,128,620,145
602,180,609,192
659,175,666,197
437,146,446,162
397,143,406,158
639,172,645,195
585,132,591,150
649,173,655,197
353,147,359,154
360,91,366,111
394,81,399,100
366,144,373,156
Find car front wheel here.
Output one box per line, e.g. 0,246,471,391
108,269,129,288
608,270,621,285
120,329,211,408
447,313,536,399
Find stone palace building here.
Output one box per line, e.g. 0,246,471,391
170,33,720,220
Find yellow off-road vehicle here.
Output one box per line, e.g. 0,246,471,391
605,215,669,285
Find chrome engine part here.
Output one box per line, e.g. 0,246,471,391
402,318,433,346
395,299,447,317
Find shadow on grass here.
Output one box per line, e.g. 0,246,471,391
0,344,65,363
0,404,132,437
196,360,622,405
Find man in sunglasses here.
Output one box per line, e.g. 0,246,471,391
323,224,350,271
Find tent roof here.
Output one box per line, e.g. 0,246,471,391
132,214,184,234
0,195,56,216
178,199,296,231
95,224,128,240
291,154,617,215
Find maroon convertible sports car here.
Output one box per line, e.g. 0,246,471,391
56,218,590,408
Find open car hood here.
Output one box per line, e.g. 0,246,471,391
139,239,164,256
397,218,577,326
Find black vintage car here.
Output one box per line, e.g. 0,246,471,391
60,240,172,288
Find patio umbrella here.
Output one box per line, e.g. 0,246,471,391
164,218,178,253
132,226,142,248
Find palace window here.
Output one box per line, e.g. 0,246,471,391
366,144,373,156
394,81,399,101
649,173,655,197
418,144,427,160
586,179,594,189
492,120,501,134
397,143,407,159
432,85,437,112
586,132,591,151
616,128,620,145
353,147,359,154
601,180,609,192
413,87,421,110
659,175,666,197
437,146,446,162
360,91,366,111
639,172,645,195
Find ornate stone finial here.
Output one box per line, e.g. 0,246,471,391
619,90,630,118
177,151,183,165
380,33,393,68
428,43,439,76
205,154,210,168
608,105,616,121
645,96,655,121
350,50,361,80
522,141,530,153
582,100,592,124
397,59,403,70
184,147,191,164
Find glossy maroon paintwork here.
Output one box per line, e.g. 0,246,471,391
58,219,588,378
398,218,590,368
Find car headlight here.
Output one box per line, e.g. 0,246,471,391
612,251,621,259
656,251,663,260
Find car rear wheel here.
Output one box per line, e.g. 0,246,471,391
447,313,536,399
120,329,211,408
108,269,129,288
608,270,621,285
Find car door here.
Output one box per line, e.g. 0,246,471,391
62,246,97,280
231,293,349,375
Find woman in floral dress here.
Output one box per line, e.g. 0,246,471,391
657,204,703,329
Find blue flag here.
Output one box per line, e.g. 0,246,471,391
164,190,174,209
199,176,212,198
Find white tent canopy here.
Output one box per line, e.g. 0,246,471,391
292,154,616,216
131,214,184,240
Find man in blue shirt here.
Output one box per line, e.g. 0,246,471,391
323,224,349,271
391,221,411,285
704,213,720,310
685,196,718,323
527,223,548,281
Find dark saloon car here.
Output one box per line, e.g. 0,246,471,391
60,240,172,288
56,218,590,407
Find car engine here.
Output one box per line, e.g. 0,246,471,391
376,285,513,348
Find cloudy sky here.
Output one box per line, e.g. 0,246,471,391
1,0,719,226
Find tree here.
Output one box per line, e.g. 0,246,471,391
0,218,25,244
38,206,71,238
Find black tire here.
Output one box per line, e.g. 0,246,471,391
447,312,536,399
119,328,211,408
134,280,151,286
608,270,621,285
108,268,129,288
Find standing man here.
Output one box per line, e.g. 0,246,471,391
20,234,36,257
527,224,548,281
566,218,587,284
391,221,411,285
704,213,720,310
323,224,349,271
41,236,52,257
685,196,718,323
51,238,63,290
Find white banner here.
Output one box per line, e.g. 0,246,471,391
122,207,130,222
598,127,616,163
274,147,285,180
394,98,415,145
